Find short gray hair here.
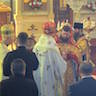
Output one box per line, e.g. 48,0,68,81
80,63,93,75
11,58,26,75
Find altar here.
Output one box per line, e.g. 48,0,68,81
14,0,54,39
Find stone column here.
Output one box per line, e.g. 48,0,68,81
48,0,54,20
14,0,24,36
16,0,23,15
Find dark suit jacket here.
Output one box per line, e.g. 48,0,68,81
3,46,39,80
0,75,38,96
68,77,96,96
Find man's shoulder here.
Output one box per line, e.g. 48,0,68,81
24,78,35,85
30,51,36,55
69,78,96,96
70,81,80,88
70,77,96,88
4,50,15,58
24,78,34,82
16,78,36,87
1,77,34,85
0,78,11,86
28,51,37,57
7,50,16,55
7,48,35,55
69,79,86,89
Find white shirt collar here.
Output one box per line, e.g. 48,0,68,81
82,75,92,79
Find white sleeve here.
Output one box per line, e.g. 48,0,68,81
50,50,67,85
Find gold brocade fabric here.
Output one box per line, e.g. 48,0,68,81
59,44,81,60
59,44,76,96
63,60,74,96
59,41,89,95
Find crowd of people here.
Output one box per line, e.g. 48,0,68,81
0,21,96,96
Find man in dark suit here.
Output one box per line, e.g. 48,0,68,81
0,58,38,96
3,32,39,80
68,63,96,96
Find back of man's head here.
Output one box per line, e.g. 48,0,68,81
17,32,28,45
80,63,93,76
11,58,26,76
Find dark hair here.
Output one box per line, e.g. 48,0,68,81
80,63,93,75
18,32,28,44
11,58,26,75
63,26,71,32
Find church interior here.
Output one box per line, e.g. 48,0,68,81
0,0,96,95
